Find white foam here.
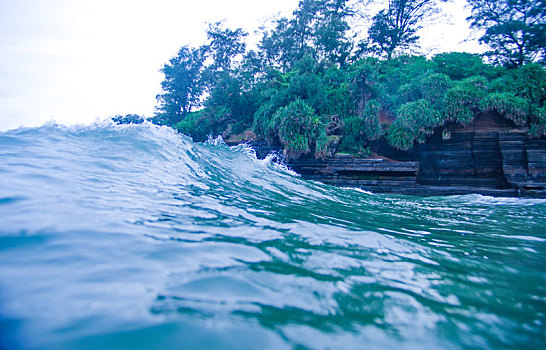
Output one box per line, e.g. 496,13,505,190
343,187,374,195
230,142,299,177
450,194,546,206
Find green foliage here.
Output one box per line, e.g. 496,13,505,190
361,99,383,140
156,46,207,125
258,0,353,71
287,56,328,109
259,18,298,72
204,71,259,130
467,0,546,67
348,58,382,114
529,106,546,138
481,92,529,126
253,103,281,144
488,64,546,133
237,50,265,91
268,99,328,159
443,76,488,125
339,99,383,154
367,9,417,60
421,73,453,108
156,0,546,161
322,65,351,117
432,52,489,80
205,22,247,72
399,72,453,109
174,110,219,142
366,0,444,59
313,0,353,64
375,55,436,112
385,123,415,151
387,99,441,150
490,64,546,105
253,56,352,150
348,99,383,140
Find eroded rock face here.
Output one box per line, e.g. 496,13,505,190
286,129,546,197
287,156,420,195
526,140,546,190
416,131,508,188
499,131,528,188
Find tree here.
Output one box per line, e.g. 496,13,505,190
200,23,252,129
237,50,265,91
313,0,354,64
365,0,444,59
259,17,299,72
467,0,546,67
432,52,488,80
155,45,207,125
292,0,323,59
205,22,248,72
259,0,354,70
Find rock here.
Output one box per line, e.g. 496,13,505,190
285,128,546,198
287,155,419,194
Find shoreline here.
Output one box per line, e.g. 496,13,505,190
249,128,546,199
286,155,546,198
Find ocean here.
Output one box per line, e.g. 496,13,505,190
0,122,545,349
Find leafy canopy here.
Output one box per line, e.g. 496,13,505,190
154,0,546,157
467,0,546,67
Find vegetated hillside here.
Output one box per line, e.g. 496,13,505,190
148,0,545,160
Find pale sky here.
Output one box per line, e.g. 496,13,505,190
0,0,481,131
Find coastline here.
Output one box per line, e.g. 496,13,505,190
244,127,546,198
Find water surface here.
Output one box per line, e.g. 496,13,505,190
0,122,545,349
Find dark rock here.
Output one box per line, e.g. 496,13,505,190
285,128,546,198
248,141,283,160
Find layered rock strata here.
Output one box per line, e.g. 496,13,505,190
287,130,546,197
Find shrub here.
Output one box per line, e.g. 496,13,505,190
387,99,441,150
480,92,529,126
398,82,422,105
338,99,383,154
270,99,328,159
253,103,279,144
398,73,453,109
420,73,453,110
488,64,545,138
361,100,383,139
348,59,381,114
529,106,546,138
174,109,224,142
323,66,352,118
386,124,416,151
443,76,487,125
501,64,546,106
378,56,435,112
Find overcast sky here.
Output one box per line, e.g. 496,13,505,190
0,0,481,131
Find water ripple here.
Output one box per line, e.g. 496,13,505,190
0,122,545,349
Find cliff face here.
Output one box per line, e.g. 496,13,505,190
287,128,546,197
416,129,546,196
287,157,420,195
418,131,509,188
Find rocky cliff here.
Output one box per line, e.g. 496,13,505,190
287,127,546,197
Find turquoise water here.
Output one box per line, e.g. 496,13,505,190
0,122,545,349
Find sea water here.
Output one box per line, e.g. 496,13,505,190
0,122,545,349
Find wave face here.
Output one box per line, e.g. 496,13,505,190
1,122,545,349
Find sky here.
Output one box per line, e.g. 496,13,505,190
0,0,482,131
